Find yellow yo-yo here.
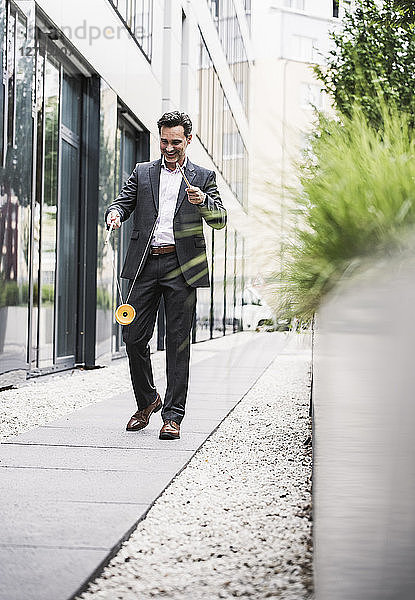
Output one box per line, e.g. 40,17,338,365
115,303,136,325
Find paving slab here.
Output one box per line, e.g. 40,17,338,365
3,426,210,451
187,381,258,395
0,500,147,548
38,404,234,428
0,445,193,471
0,546,109,600
0,467,177,504
0,332,288,600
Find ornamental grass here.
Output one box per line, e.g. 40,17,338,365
277,106,415,319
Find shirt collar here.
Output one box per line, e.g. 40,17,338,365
161,155,188,172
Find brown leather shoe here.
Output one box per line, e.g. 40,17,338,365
126,393,162,431
159,420,180,440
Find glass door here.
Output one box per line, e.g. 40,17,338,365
55,71,81,361
34,51,59,368
32,41,82,370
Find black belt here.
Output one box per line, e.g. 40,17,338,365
150,245,176,255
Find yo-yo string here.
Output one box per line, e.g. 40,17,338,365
105,222,124,306
125,218,158,305
110,245,124,306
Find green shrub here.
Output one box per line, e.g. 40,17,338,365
41,284,54,305
278,105,415,318
3,281,19,306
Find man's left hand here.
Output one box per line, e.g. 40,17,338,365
186,186,206,205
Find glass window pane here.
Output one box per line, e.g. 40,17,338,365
53,67,81,361
195,225,212,341
212,229,225,337
61,73,81,133
56,139,79,358
0,1,5,165
197,28,247,208
118,0,127,21
0,6,33,379
225,227,234,333
96,80,117,362
6,10,15,147
38,59,59,366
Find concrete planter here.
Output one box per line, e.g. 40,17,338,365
312,251,415,600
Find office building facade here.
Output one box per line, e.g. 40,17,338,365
0,0,252,385
248,0,352,282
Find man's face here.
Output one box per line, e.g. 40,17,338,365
159,125,192,165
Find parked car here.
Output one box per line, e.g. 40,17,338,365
256,318,275,332
274,317,291,331
242,287,275,331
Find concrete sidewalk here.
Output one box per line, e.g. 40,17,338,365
0,332,289,600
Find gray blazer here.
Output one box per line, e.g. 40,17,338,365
105,158,227,288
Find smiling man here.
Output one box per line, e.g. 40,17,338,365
105,111,227,439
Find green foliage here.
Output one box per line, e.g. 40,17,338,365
40,284,54,305
315,0,415,129
0,280,56,308
392,0,415,26
0,281,20,308
278,106,415,319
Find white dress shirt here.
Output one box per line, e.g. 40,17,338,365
151,156,188,246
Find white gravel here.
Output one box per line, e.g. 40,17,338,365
76,345,313,600
0,353,165,442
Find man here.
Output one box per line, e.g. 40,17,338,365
105,111,226,440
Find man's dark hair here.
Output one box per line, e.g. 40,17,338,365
157,111,192,138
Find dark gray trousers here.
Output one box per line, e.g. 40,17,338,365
122,251,196,424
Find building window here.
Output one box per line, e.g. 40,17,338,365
197,32,248,210
0,0,34,375
333,0,339,18
293,34,318,62
0,4,6,166
244,0,251,30
207,0,249,114
107,0,153,61
284,0,305,9
223,132,244,160
208,0,219,20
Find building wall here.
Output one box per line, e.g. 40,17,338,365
248,0,348,298
0,0,251,385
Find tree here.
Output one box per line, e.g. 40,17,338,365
315,0,415,129
392,0,415,26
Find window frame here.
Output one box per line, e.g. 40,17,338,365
107,0,153,62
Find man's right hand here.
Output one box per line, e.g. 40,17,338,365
106,209,121,229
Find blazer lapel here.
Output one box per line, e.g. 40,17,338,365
174,160,196,216
149,159,162,211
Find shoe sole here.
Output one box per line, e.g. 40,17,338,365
159,432,180,440
126,399,162,431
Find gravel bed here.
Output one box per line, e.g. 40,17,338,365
77,349,313,600
0,353,165,442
